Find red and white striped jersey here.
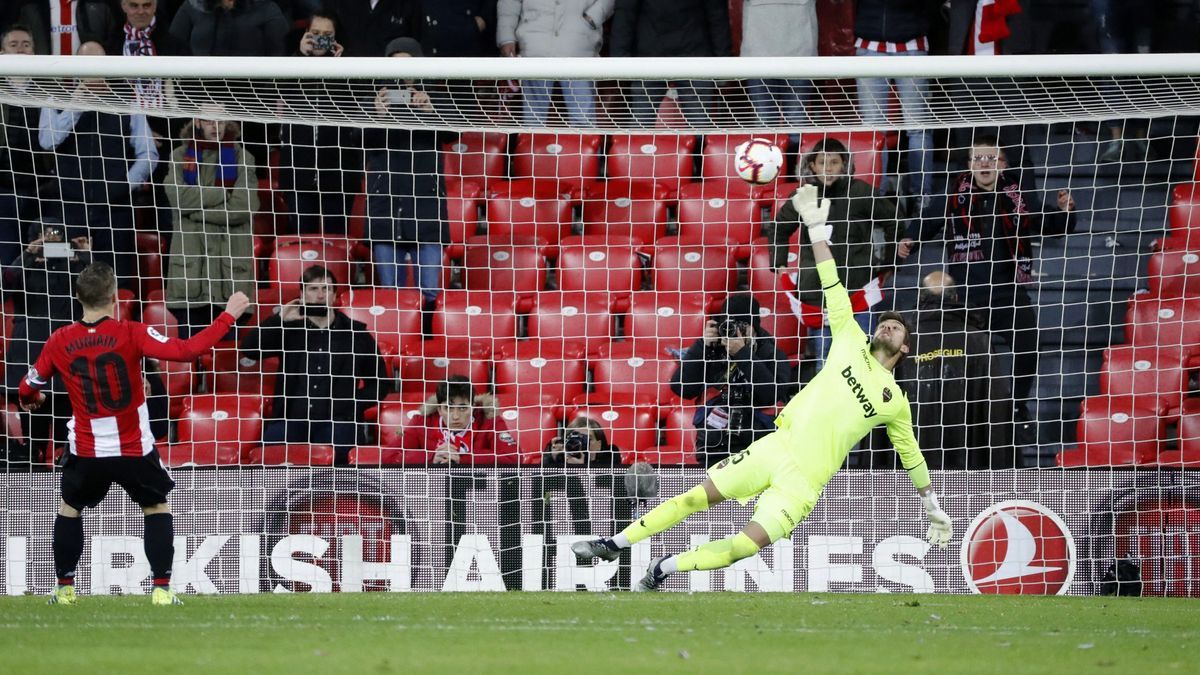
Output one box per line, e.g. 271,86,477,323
50,0,81,56
19,314,235,458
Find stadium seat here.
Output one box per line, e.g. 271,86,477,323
460,235,549,296
792,131,888,190
484,183,575,249
676,181,764,251
605,133,699,197
757,304,805,362
245,444,336,466
526,291,614,357
1162,399,1200,467
445,178,485,260
207,350,279,404
700,133,791,188
1147,248,1200,298
442,131,509,192
114,288,137,321
1125,294,1200,355
652,235,738,300
625,291,709,351
268,239,353,305
567,404,659,455
748,236,800,305
511,132,604,193
427,289,521,358
580,182,670,243
556,235,644,296
661,405,699,455
169,394,263,466
1059,395,1162,467
493,342,589,407
376,399,430,449
149,357,195,418
589,340,681,407
141,302,180,340
336,287,424,358
395,352,491,402
1163,181,1200,249
1099,346,1192,414
495,394,562,464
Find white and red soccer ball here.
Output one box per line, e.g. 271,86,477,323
733,138,784,185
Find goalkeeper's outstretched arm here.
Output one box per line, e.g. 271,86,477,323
792,185,856,337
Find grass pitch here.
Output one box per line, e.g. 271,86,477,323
0,592,1195,674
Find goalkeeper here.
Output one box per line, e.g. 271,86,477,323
573,185,953,591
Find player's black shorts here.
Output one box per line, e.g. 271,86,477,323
60,448,176,510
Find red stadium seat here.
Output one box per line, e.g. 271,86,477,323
1163,399,1200,467
1125,294,1200,354
494,342,589,407
149,357,195,418
396,352,491,402
484,183,575,248
114,288,137,321
336,287,424,358
170,394,263,465
1147,248,1200,298
137,249,163,299
556,235,644,296
757,304,805,362
526,291,613,357
377,399,430,449
141,302,180,340
159,443,243,468
268,240,352,305
625,291,709,351
605,134,698,196
428,289,521,358
568,404,659,455
511,132,604,193
580,182,670,243
1059,396,1162,467
793,131,887,189
652,235,737,299
1099,346,1191,413
495,395,562,464
661,405,699,455
1163,182,1200,249
446,178,485,260
700,133,791,188
747,237,799,305
442,131,509,191
460,235,549,296
590,341,681,406
676,181,764,250
245,444,336,466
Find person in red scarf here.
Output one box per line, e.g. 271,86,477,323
163,107,258,338
898,133,1075,434
400,376,519,466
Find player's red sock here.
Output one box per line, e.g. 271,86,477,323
144,513,174,588
52,514,83,586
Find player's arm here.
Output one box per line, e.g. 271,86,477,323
886,404,952,549
793,184,858,337
18,334,58,410
137,293,251,361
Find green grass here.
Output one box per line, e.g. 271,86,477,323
0,593,1195,674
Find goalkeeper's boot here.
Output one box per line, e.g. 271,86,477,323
151,587,183,606
633,557,668,592
47,584,77,606
571,538,621,563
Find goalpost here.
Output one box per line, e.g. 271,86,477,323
0,53,1198,597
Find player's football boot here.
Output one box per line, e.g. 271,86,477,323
571,538,621,563
47,585,77,605
633,557,668,592
151,587,183,606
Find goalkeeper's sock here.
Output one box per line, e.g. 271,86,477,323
617,484,711,546
52,514,83,586
674,532,761,572
144,513,174,588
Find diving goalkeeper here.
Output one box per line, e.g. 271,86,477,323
573,185,953,591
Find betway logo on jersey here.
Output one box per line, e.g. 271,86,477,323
840,366,877,418
960,500,1076,595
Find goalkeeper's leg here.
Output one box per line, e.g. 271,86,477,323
571,480,725,562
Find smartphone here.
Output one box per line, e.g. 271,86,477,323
42,242,72,258
386,88,414,106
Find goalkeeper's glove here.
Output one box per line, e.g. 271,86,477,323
791,184,833,244
921,491,952,550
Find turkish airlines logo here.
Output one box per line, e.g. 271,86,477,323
961,500,1076,595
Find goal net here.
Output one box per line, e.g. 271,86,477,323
0,53,1198,597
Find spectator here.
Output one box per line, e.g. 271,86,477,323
424,1,493,57
766,138,900,367
904,271,1015,469
364,37,453,314
853,0,936,210
329,0,421,58
898,134,1076,431
741,0,816,128
169,0,288,56
1091,0,1156,162
109,0,190,57
163,110,258,336
670,293,793,464
542,417,622,468
400,376,519,466
497,0,614,127
277,7,361,235
240,265,390,466
1,24,49,267
609,0,732,129
2,218,91,463
7,0,122,55
38,41,157,290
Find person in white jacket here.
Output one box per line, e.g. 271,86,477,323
497,0,614,126
741,0,818,127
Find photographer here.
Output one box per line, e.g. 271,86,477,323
542,417,622,468
399,375,519,466
670,294,793,464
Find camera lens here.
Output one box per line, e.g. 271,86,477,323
564,432,588,455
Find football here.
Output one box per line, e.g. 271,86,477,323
733,138,784,185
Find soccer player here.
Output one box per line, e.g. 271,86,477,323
18,263,251,605
573,185,953,591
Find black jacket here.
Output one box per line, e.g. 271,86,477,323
902,295,1015,469
853,0,942,43
277,76,364,196
610,0,732,57
45,111,138,207
169,0,288,56
332,0,423,57
423,0,494,57
240,311,390,423
0,100,47,196
2,249,91,393
10,0,122,55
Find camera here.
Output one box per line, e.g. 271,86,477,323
386,88,414,106
42,242,72,258
311,34,336,52
563,431,589,457
718,319,748,339
297,304,330,318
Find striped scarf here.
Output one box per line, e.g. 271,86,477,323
439,416,475,456
123,17,163,109
182,136,239,188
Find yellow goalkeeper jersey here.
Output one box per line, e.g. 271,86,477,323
773,259,928,492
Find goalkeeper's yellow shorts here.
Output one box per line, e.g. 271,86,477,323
707,429,819,543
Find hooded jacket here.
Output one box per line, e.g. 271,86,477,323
169,0,287,56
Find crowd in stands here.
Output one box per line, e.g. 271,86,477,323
0,0,1187,471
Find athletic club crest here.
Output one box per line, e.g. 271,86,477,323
882,387,893,403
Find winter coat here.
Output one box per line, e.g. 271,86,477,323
2,248,91,393
169,0,288,56
0,100,46,195
105,15,192,56
740,0,818,57
163,123,258,308
609,0,732,57
277,77,363,196
854,0,941,42
766,177,898,306
9,0,121,55
400,411,520,466
424,0,494,57
496,0,614,57
332,0,423,57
